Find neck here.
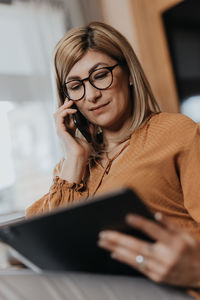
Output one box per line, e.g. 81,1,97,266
102,115,132,151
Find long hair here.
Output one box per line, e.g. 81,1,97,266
54,21,160,151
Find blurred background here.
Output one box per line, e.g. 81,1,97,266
0,0,200,215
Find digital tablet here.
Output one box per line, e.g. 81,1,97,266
0,188,155,275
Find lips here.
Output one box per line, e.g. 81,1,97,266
89,102,109,111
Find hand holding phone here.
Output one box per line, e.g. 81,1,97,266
70,104,92,143
55,99,92,182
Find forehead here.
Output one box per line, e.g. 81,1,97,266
67,50,116,78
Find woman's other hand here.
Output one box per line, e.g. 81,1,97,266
54,99,92,183
98,214,200,288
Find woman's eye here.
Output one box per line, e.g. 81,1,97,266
69,83,82,90
94,71,109,80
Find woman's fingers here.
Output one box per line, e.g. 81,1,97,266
154,214,196,246
98,231,156,259
98,236,167,278
98,227,175,265
127,214,196,248
112,247,167,277
98,231,179,284
54,99,75,121
154,213,179,232
54,102,77,135
58,99,74,111
60,108,77,117
98,215,200,287
125,214,172,244
54,101,76,120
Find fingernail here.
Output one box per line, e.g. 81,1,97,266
99,231,108,239
111,252,117,259
154,212,162,221
97,240,106,247
126,214,138,223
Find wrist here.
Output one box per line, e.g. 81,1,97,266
59,157,87,184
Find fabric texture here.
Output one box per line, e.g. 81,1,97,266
0,270,193,300
27,112,200,238
26,112,200,299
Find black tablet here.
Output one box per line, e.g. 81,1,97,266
0,187,155,275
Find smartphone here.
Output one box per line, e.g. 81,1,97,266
71,104,92,143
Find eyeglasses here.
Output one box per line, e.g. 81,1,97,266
63,64,119,101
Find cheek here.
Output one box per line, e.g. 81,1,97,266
112,76,131,101
74,102,85,115
75,103,93,122
111,85,131,110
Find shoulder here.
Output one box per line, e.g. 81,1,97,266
136,112,200,149
148,112,198,137
149,112,196,128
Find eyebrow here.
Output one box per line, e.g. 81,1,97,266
66,62,109,82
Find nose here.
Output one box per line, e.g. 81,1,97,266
85,81,101,103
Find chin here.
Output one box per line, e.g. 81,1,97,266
95,117,118,129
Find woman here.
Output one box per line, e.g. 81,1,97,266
27,22,200,299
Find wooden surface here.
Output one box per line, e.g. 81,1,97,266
100,0,183,112
99,0,139,53
156,0,183,13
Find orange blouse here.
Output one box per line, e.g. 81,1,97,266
26,112,200,299
27,112,200,238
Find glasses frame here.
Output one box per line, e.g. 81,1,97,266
63,63,119,101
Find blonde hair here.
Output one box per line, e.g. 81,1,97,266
54,21,160,150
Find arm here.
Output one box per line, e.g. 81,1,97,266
179,123,200,223
26,158,89,217
26,98,92,217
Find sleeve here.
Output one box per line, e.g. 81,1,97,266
26,158,89,217
178,122,200,223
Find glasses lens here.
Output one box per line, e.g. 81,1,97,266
66,81,84,101
90,68,112,89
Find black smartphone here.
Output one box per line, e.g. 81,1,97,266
71,104,92,143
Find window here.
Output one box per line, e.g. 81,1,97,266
0,100,61,213
0,0,65,213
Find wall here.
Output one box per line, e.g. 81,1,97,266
100,0,183,112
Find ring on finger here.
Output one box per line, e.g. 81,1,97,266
136,254,146,271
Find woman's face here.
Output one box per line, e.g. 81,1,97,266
66,50,132,131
